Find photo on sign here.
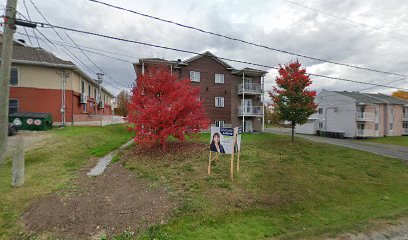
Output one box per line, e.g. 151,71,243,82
210,126,241,155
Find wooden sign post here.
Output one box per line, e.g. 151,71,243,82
208,126,241,181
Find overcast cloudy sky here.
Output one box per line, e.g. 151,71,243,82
7,0,408,96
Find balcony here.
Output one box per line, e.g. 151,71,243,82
356,111,374,121
356,129,375,137
238,83,262,95
238,106,263,116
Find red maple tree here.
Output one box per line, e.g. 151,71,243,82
127,66,210,147
269,61,317,142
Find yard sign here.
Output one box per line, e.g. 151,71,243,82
208,126,242,180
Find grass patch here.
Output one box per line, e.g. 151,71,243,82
122,133,408,239
363,136,408,147
0,124,133,239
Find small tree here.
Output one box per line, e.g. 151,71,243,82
114,90,130,117
127,66,210,147
391,90,408,100
269,61,317,142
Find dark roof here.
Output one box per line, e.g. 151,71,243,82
9,112,52,118
335,91,408,105
184,51,233,68
0,42,74,65
368,93,408,105
135,52,267,75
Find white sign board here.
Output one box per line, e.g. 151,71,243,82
210,126,242,154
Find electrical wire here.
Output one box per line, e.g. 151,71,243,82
87,0,408,78
27,0,129,90
15,18,407,91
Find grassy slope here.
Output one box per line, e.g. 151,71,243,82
364,136,408,147
0,124,132,239
122,133,408,240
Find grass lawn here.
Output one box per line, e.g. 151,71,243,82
363,136,408,147
121,133,408,240
0,124,133,239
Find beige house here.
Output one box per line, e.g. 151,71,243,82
2,37,115,126
314,90,408,138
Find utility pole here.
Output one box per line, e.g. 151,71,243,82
0,0,18,163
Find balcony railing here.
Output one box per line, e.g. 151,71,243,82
356,111,375,121
238,106,263,116
356,129,375,137
238,83,262,94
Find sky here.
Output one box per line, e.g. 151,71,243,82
5,0,408,97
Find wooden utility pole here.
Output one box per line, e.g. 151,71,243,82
0,0,18,163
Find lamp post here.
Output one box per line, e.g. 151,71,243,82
96,73,104,126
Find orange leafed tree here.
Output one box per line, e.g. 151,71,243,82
391,90,408,100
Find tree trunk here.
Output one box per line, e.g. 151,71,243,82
291,121,295,143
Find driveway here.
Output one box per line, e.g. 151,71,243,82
265,128,408,161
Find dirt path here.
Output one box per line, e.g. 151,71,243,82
22,162,176,239
6,130,53,154
330,218,408,240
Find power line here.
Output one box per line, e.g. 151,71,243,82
64,33,129,88
279,0,407,42
27,0,128,90
87,0,408,78
16,19,408,91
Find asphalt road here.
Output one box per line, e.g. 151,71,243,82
265,128,408,161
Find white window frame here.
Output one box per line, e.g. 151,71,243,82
318,108,323,114
215,73,224,84
318,122,323,129
190,71,200,82
10,67,19,86
215,97,224,108
215,120,225,127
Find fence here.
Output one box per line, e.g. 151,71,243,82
73,114,125,126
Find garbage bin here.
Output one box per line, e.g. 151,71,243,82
9,112,53,131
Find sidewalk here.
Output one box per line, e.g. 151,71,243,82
265,128,408,161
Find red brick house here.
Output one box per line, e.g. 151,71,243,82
134,52,267,132
1,37,115,126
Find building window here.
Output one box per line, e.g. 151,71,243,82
215,73,224,84
190,71,200,82
88,85,91,97
215,120,224,127
375,123,379,131
94,88,97,99
318,108,323,114
389,123,393,131
9,99,18,114
390,107,394,115
215,97,224,107
81,80,85,94
318,122,323,129
10,67,19,86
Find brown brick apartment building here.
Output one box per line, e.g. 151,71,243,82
134,52,267,132
1,36,114,126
